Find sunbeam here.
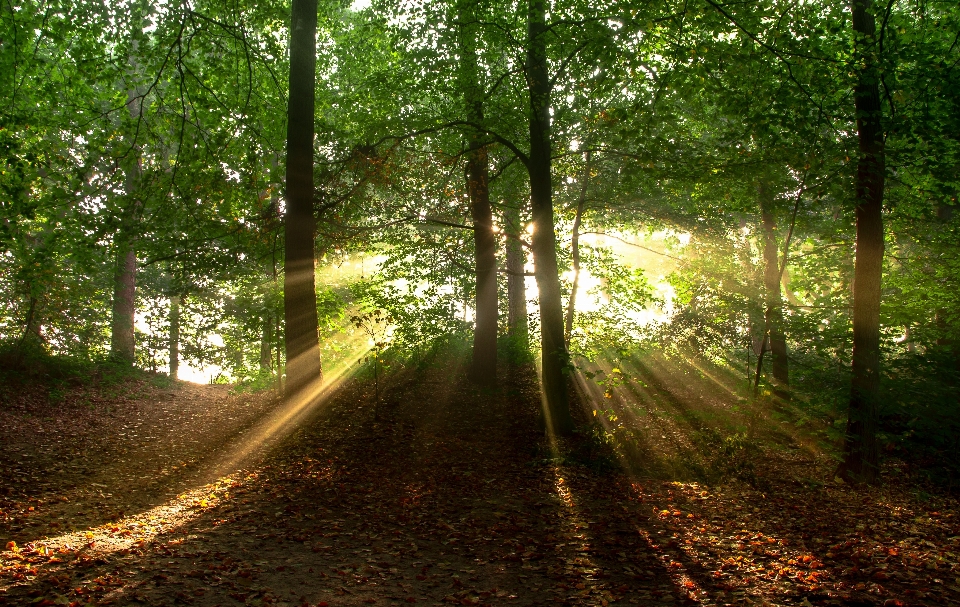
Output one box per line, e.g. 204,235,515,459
0,337,372,591
206,335,372,479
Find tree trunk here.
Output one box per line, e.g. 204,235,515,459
527,0,573,435
458,0,498,384
504,204,528,338
839,0,885,485
564,150,590,345
283,0,323,397
111,34,144,365
261,311,274,372
169,295,180,380
16,295,39,357
759,183,789,389
111,240,137,363
467,145,498,383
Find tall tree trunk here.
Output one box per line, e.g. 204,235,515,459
737,227,765,359
759,183,789,389
527,0,573,435
458,0,498,384
504,205,528,338
261,311,274,372
168,295,180,380
111,33,144,364
564,150,590,345
111,236,137,363
839,0,886,484
283,0,323,397
467,145,498,382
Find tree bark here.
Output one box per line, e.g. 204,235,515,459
527,0,573,435
467,145,498,383
458,0,498,384
168,295,180,380
759,183,789,389
261,311,274,372
839,0,885,485
16,295,39,357
283,0,323,397
564,150,590,345
504,205,528,338
111,47,143,364
111,237,137,363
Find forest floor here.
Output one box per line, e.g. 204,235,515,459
0,350,958,607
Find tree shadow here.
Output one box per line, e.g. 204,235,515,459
0,349,687,606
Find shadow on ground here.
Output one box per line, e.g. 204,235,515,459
1,348,957,607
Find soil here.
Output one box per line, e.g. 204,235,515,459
0,353,958,607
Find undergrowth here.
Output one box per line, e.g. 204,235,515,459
563,421,621,473
0,343,172,408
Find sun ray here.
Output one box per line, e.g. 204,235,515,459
206,335,372,479
0,338,373,590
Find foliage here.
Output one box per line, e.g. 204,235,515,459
1,0,959,482
350,308,393,419
568,245,660,360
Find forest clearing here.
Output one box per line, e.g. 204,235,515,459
2,0,960,605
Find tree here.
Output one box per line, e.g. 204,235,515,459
110,63,144,363
526,0,572,435
504,203,529,340
838,0,886,484
458,0,498,384
758,180,789,392
283,0,324,396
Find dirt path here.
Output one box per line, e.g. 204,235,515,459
1,355,958,607
0,378,280,541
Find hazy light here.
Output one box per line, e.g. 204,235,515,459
133,305,226,384
0,338,372,582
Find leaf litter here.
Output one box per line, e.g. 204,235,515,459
0,358,957,607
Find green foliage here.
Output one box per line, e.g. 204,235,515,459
232,369,281,395
350,308,394,418
2,0,959,487
568,245,660,360
564,421,621,474
690,429,761,486
498,332,534,366
350,264,472,358
654,235,761,365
